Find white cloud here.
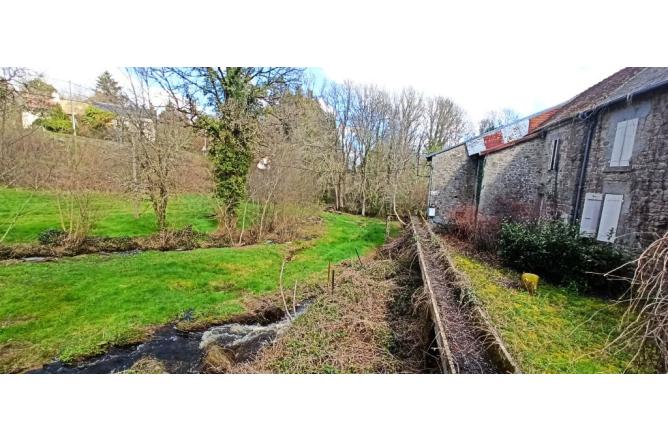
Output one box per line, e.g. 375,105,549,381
320,64,624,123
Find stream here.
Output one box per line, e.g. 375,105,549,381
29,301,312,374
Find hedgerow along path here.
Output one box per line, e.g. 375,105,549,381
0,213,394,373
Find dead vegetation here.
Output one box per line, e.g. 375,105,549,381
201,345,235,373
232,232,433,373
413,219,501,373
122,357,167,374
607,231,668,371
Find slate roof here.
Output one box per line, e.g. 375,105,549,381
545,67,668,124
428,67,668,158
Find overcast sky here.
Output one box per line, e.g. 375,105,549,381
32,64,625,124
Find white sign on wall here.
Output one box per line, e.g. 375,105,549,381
501,118,530,143
466,137,486,155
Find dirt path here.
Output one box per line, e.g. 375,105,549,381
412,218,499,373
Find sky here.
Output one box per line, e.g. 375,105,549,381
31,65,625,124
311,65,625,123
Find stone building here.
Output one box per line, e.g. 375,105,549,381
426,67,668,251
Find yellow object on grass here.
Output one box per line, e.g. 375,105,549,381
521,273,539,295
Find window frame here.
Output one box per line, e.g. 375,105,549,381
548,138,560,171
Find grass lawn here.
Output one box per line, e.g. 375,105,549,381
0,186,218,244
0,212,392,373
447,247,652,373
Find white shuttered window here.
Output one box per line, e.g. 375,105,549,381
579,193,603,236
610,118,638,167
596,194,624,242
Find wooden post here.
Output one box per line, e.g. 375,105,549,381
330,269,335,295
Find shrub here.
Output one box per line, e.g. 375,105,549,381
146,225,204,251
499,219,630,294
80,106,115,137
474,215,502,252
38,228,66,246
450,205,502,251
35,105,73,134
451,205,477,240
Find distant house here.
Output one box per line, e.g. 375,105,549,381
427,67,668,251
21,90,57,128
21,91,88,128
58,97,89,118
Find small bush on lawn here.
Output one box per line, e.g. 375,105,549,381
499,220,630,294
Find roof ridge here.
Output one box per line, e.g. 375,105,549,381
611,67,647,98
545,67,643,123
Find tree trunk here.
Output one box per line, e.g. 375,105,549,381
361,176,366,217
154,185,169,232
333,177,340,210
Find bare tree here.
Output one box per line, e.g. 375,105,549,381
312,82,471,218
320,81,356,210
251,91,335,239
350,84,392,216
123,72,194,232
423,96,471,153
478,108,521,135
0,68,37,185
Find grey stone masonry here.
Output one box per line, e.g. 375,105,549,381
477,136,546,220
427,84,668,252
581,91,668,249
428,145,476,224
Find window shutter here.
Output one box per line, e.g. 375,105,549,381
610,120,627,166
580,193,603,236
596,194,624,242
619,118,638,166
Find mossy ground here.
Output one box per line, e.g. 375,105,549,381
448,245,654,373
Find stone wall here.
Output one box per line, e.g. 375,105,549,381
428,86,668,251
541,118,588,221
428,145,477,224
477,136,547,220
581,90,668,249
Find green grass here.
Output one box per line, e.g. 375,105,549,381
0,186,218,244
449,249,653,373
0,212,391,372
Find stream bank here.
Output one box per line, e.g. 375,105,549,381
235,233,440,373
29,302,312,374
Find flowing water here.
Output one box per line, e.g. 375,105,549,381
30,301,312,374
